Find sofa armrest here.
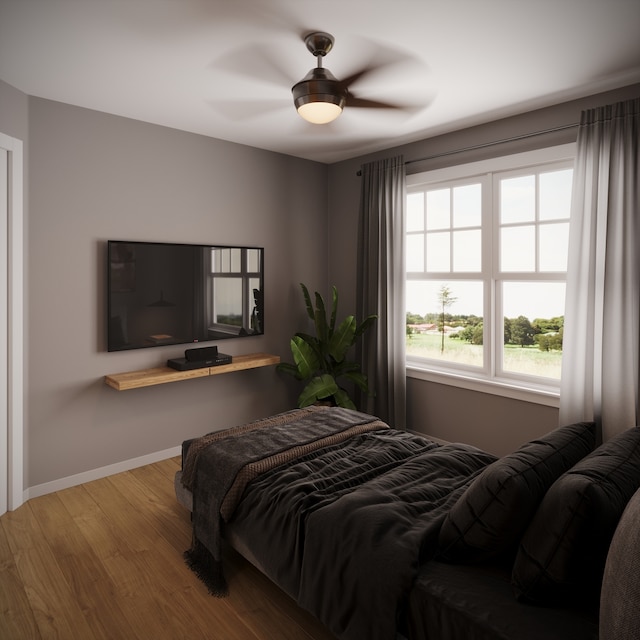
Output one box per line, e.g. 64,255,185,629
600,487,640,640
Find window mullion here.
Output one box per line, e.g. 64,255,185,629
535,173,540,272
481,173,498,378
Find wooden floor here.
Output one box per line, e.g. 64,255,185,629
0,457,337,640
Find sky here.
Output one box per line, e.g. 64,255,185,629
406,280,566,321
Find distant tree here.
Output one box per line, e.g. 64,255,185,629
470,323,484,345
406,312,425,325
510,315,537,347
536,326,564,352
536,334,552,352
533,316,564,334
437,285,457,353
459,322,484,345
504,317,513,345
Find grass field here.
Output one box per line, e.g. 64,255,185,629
406,332,562,379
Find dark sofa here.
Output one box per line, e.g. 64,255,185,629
406,425,640,640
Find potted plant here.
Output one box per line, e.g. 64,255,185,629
277,283,377,409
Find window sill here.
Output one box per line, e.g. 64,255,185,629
406,364,560,408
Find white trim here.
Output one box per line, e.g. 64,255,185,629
407,364,560,408
0,131,24,514
0,148,8,516
26,446,182,500
406,143,576,186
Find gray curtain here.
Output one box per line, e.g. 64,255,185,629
559,98,640,441
356,156,406,427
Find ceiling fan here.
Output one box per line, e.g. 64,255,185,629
291,31,417,124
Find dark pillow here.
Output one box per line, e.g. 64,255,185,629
438,421,596,563
512,426,640,606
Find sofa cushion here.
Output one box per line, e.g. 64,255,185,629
438,421,596,563
512,426,640,606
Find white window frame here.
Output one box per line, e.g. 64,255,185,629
405,144,576,408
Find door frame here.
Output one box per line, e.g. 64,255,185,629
0,131,24,515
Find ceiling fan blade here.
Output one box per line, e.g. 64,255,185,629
207,98,289,121
339,67,382,90
346,95,410,110
346,91,433,117
338,39,425,89
210,43,296,88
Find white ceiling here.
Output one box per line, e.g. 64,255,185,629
1,0,639,164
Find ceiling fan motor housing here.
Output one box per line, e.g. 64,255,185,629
292,67,347,111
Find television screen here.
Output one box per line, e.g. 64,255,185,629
107,240,264,352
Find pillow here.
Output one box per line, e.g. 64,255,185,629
512,426,640,606
438,421,596,563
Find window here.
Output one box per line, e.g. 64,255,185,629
405,145,575,403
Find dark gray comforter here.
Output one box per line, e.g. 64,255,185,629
184,407,497,640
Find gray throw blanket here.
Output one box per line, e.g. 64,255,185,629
183,406,388,595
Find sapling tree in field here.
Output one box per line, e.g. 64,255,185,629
437,285,457,353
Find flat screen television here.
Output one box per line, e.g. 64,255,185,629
107,240,264,352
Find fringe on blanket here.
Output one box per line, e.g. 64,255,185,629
184,538,228,597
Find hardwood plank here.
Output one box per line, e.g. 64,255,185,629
63,480,203,640
223,546,337,640
108,465,334,640
124,464,193,553
1,502,98,639
27,492,138,640
105,472,270,639
0,519,41,639
104,471,259,640
0,458,338,640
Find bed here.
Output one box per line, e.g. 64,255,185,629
174,405,497,640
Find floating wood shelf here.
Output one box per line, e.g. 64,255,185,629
104,352,280,391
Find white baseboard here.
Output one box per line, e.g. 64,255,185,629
24,446,182,501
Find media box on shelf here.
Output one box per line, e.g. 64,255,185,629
167,346,233,371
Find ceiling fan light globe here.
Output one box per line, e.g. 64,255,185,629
292,67,346,124
297,101,343,124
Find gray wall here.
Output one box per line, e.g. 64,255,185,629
0,79,28,142
2,86,328,489
3,78,640,489
327,83,640,456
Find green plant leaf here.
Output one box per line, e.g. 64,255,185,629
295,331,319,345
297,374,339,408
275,361,303,380
330,285,338,333
291,336,320,379
294,332,324,365
343,370,371,393
314,291,329,344
300,283,315,321
333,387,356,410
329,316,356,361
354,314,378,339
331,362,360,380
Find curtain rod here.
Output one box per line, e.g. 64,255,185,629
357,122,579,175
